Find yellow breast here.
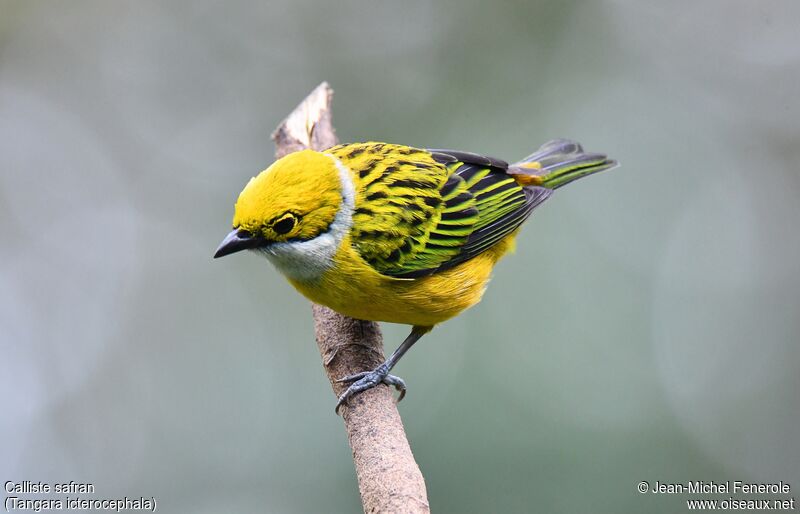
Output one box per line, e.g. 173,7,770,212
287,231,519,327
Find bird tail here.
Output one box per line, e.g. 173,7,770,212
509,139,618,190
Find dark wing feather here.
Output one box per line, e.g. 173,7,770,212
331,143,551,279
392,183,551,278
390,151,550,278
428,149,510,170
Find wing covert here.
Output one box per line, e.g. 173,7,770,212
328,143,551,279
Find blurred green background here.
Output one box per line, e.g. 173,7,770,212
2,1,798,512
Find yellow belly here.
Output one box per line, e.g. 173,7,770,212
287,232,518,327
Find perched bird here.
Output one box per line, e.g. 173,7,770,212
215,139,616,411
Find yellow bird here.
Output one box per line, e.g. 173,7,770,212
215,139,616,411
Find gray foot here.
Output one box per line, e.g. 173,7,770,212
335,365,407,414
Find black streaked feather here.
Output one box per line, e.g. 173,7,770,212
455,164,485,183
339,143,565,279
423,196,441,208
446,188,551,267
440,207,478,221
347,146,367,159
473,178,518,199
439,175,462,197
365,191,388,201
443,192,472,209
429,152,459,165
390,167,550,278
390,179,436,189
427,149,509,170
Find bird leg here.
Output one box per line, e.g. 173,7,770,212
335,325,431,414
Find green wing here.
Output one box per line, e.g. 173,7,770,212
328,143,552,278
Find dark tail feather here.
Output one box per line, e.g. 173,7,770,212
511,139,618,190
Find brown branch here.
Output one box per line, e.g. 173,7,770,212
271,82,430,514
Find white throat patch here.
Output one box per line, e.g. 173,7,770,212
256,154,355,282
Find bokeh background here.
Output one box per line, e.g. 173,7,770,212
2,1,799,512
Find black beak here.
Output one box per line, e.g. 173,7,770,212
213,228,263,258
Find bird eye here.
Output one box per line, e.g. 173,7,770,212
272,213,297,235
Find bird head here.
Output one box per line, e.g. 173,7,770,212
214,149,346,259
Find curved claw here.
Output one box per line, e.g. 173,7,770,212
382,374,407,403
335,369,407,414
